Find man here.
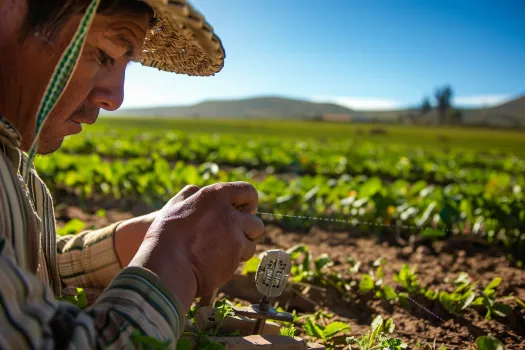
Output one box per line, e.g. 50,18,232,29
0,0,264,348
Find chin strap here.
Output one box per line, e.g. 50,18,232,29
24,0,101,181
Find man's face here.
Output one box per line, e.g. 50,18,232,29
20,9,150,154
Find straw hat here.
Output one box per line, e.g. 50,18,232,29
136,0,225,76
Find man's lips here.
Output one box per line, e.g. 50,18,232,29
71,115,98,125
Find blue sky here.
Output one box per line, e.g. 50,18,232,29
119,0,525,111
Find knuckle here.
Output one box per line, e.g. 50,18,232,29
238,181,258,197
184,184,200,192
200,182,223,196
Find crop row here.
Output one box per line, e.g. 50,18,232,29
60,130,525,185
35,153,525,257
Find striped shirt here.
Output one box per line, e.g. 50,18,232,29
0,117,184,349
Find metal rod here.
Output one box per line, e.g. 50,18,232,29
253,318,266,334
253,295,270,334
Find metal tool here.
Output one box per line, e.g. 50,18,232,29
233,249,294,334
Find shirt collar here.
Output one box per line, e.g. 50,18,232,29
0,116,22,149
0,116,23,170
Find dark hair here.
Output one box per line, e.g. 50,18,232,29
23,0,155,41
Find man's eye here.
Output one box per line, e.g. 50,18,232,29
97,49,115,67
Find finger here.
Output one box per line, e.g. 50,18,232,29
224,182,259,213
171,185,200,203
240,238,257,262
237,211,265,241
235,203,258,215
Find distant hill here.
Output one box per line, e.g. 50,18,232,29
111,95,525,127
114,97,363,120
360,95,525,127
461,95,525,127
114,96,367,121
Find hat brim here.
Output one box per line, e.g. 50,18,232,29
136,0,225,76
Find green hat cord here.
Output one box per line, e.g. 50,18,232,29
24,0,101,181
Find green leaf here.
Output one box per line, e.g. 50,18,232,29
323,321,350,339
416,201,436,227
420,228,447,240
371,315,384,333
472,296,485,306
95,208,106,217
459,291,476,310
57,288,87,309
131,329,171,349
375,265,384,280
485,277,502,292
303,317,324,339
348,259,361,273
214,299,233,324
514,297,525,309
475,335,505,350
492,303,512,318
453,272,470,285
56,218,86,236
314,254,333,271
384,318,395,334
360,274,375,293
279,325,296,338
304,185,320,202
372,257,387,266
360,177,382,198
424,289,439,301
75,288,87,309
382,337,405,350
176,338,193,350
383,285,398,300
369,315,384,347
242,256,260,274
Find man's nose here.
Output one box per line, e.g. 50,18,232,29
88,69,125,111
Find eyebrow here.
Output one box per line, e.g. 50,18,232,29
112,33,135,58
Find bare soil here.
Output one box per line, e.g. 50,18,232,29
56,206,525,350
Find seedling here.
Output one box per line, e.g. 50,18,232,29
394,264,421,294
302,315,350,348
438,273,477,316
472,278,512,320
346,315,406,350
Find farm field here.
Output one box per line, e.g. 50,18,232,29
41,117,525,349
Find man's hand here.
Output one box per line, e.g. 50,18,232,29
129,182,264,309
114,185,200,266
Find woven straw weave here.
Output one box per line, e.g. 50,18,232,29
137,0,225,76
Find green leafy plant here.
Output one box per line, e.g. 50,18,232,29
212,300,235,336
57,287,87,308
242,256,261,275
472,278,512,320
346,315,406,350
438,289,475,316
303,315,350,348
347,256,362,274
394,265,421,294
132,330,171,350
475,334,505,350
415,339,448,350
287,244,350,293
56,218,86,236
279,324,296,338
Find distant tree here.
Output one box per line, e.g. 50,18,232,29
434,85,453,124
446,108,463,125
420,97,432,115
